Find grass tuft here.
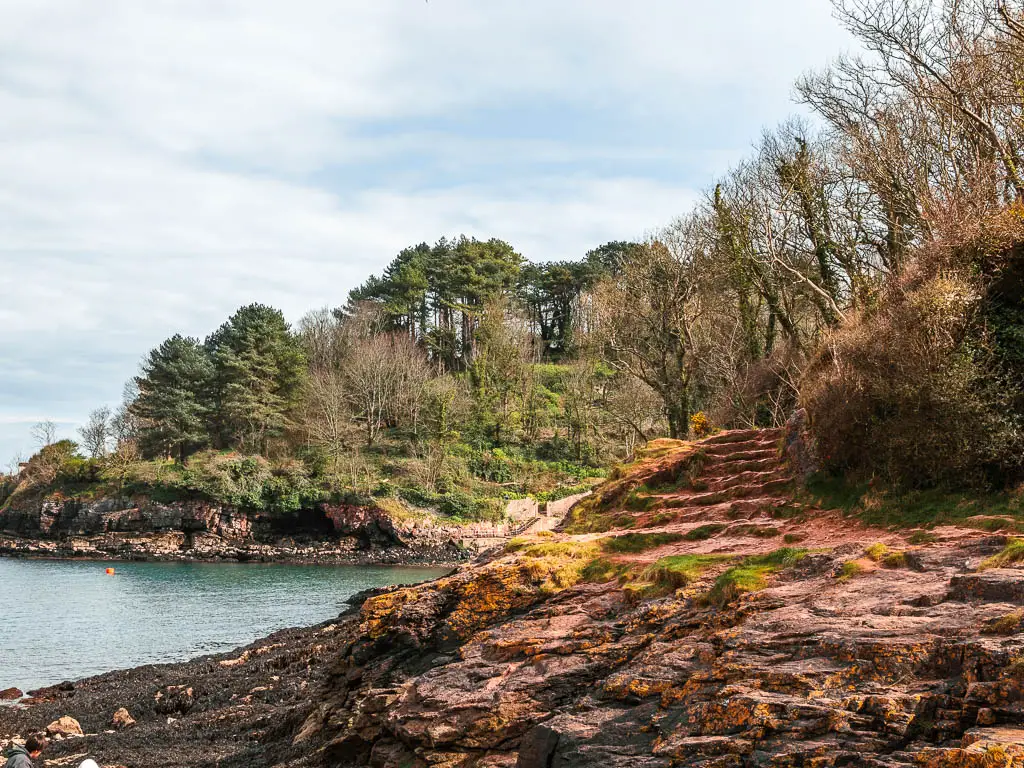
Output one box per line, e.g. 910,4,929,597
642,554,728,591
703,548,808,606
730,524,781,538
865,543,890,561
837,560,866,581
980,538,1024,569
683,523,727,541
982,609,1024,636
601,532,684,554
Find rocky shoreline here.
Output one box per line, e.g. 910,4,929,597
5,529,1024,768
0,494,520,567
4,431,1024,767
0,531,468,567
0,591,381,768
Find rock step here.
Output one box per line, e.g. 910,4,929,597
660,496,792,519
699,427,784,446
702,438,780,457
702,446,779,463
948,571,1024,604
701,456,780,474
683,478,795,506
704,469,793,493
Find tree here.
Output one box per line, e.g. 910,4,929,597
103,439,142,495
601,374,666,457
518,259,604,359
342,333,431,445
31,420,57,448
594,240,699,439
131,335,214,460
111,380,141,448
348,235,522,370
469,299,537,445
78,406,112,458
207,304,306,454
301,367,356,472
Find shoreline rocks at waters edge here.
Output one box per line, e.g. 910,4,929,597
0,495,531,566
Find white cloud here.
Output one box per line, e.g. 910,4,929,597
0,0,853,460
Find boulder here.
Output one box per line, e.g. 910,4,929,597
111,707,136,729
46,715,83,737
154,685,194,715
0,687,23,701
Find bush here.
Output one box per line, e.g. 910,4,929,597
396,485,504,522
689,411,712,438
802,211,1024,489
468,449,516,484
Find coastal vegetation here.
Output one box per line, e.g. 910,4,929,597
5,0,1024,530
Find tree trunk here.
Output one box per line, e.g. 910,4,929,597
666,399,690,440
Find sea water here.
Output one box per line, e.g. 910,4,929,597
0,557,447,692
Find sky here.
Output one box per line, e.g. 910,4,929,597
0,0,853,464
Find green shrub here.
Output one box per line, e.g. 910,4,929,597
684,524,726,541
601,532,684,554
705,548,808,605
468,449,517,484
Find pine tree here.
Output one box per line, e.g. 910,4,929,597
131,335,214,460
206,304,306,454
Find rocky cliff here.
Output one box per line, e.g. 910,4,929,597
0,496,477,564
3,428,1024,767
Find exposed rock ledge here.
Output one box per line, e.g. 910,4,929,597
3,532,1024,768
3,429,1023,767
0,496,520,565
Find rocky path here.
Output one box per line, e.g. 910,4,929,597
3,428,1024,768
577,428,986,560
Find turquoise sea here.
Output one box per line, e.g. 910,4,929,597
0,557,447,692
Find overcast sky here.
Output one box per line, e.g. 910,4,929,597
0,1,852,463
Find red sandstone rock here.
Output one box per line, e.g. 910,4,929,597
111,707,135,729
45,715,83,737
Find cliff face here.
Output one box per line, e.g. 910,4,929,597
0,496,253,539
0,496,470,564
4,428,1024,767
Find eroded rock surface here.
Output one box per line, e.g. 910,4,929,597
3,429,1023,767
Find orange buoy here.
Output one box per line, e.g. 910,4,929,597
105,567,115,575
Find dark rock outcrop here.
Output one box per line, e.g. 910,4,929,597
0,497,476,564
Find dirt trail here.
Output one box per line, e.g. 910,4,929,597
557,428,992,566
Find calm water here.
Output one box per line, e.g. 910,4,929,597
0,558,447,692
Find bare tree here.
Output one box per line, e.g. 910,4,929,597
103,439,142,495
594,239,700,439
601,375,666,457
111,380,141,448
343,333,431,444
302,368,357,471
79,406,113,458
30,420,57,448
